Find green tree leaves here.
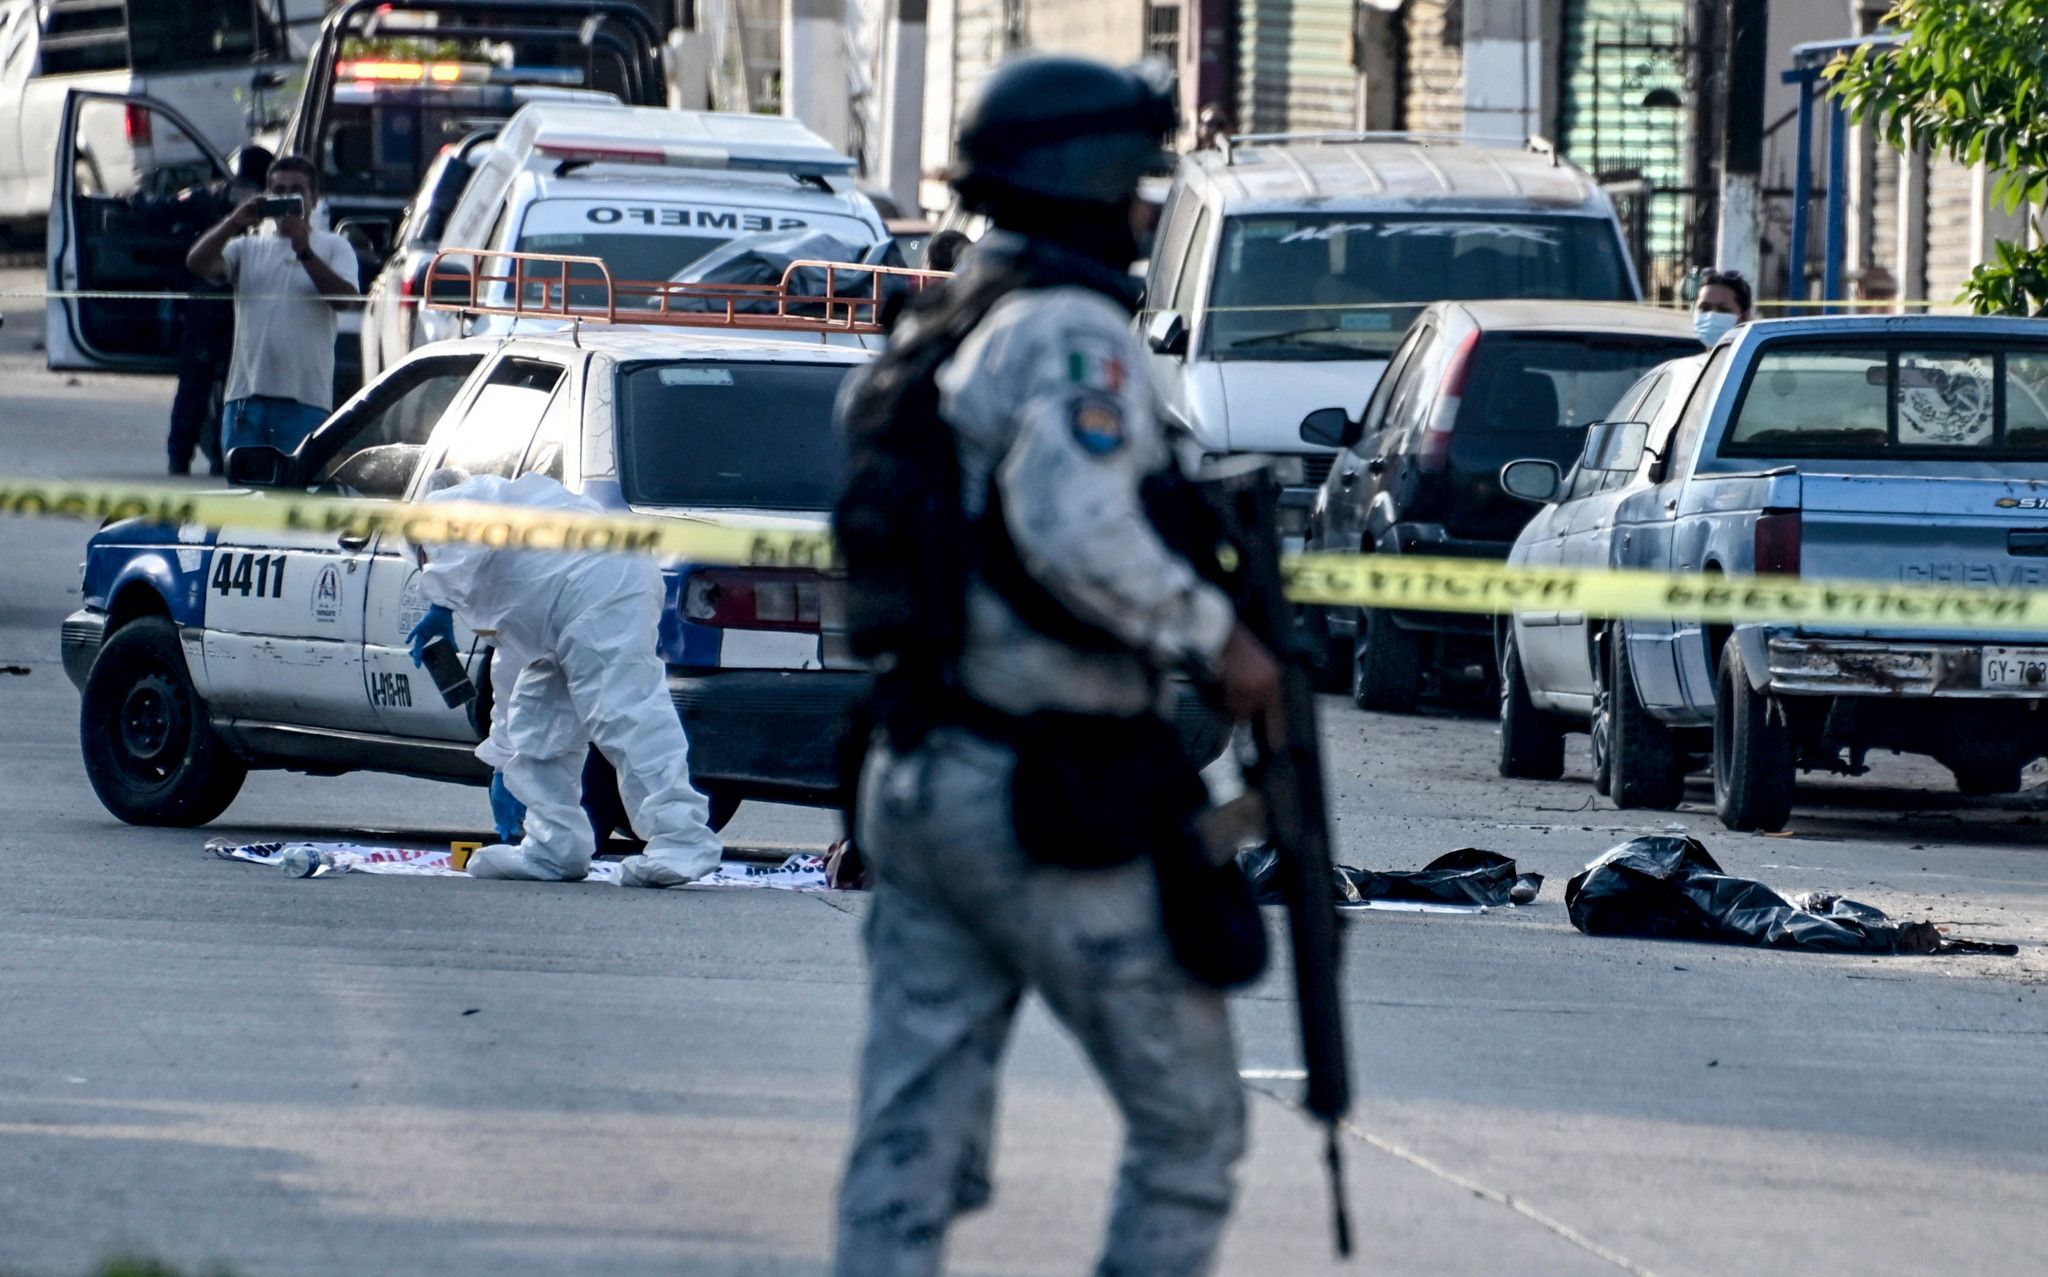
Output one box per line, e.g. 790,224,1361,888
1827,2,2048,314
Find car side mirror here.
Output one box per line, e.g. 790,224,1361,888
1499,458,1562,504
225,445,288,488
1145,310,1188,357
1298,407,1354,449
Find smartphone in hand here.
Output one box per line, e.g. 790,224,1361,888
255,194,305,220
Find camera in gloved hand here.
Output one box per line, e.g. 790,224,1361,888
406,604,474,707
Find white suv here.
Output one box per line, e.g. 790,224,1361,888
387,102,887,357
1141,132,1641,544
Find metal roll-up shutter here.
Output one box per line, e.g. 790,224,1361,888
1558,0,1689,282
1237,0,1359,134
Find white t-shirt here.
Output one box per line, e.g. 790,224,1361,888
222,229,357,410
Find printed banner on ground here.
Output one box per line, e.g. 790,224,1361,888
208,839,836,889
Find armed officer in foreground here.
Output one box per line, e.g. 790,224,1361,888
831,55,1288,1277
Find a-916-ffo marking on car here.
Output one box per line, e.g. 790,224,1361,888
63,258,942,832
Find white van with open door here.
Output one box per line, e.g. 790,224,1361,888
0,0,299,237
45,88,232,374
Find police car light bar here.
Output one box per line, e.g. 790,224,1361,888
421,248,947,336
531,136,857,178
338,60,586,86
339,60,481,82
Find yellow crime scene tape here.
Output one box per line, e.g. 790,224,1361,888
3,475,2045,633
0,477,836,571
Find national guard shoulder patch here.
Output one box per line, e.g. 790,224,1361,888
1069,393,1127,456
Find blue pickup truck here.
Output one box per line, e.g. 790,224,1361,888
1496,315,2048,831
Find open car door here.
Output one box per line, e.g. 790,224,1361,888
47,89,229,373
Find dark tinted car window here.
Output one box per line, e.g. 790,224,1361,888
619,361,856,509
514,230,727,309
1455,336,1702,435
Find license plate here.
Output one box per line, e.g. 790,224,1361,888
1981,646,2048,690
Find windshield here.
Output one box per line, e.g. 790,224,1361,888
1206,214,1635,361
618,361,856,509
1458,336,1702,435
513,200,876,310
1723,345,2048,457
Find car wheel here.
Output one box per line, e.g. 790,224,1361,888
581,748,739,845
1353,607,1421,713
1713,636,1794,831
1497,629,1565,780
1605,624,1685,810
1588,643,1613,797
79,617,247,826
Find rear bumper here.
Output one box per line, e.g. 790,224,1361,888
670,669,867,804
1767,637,2048,698
668,668,1232,806
60,609,106,690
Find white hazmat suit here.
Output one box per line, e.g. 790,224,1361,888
417,472,723,885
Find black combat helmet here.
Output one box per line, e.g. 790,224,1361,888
952,54,1177,211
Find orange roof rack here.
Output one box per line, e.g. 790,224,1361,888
421,247,950,335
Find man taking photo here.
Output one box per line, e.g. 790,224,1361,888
186,155,358,461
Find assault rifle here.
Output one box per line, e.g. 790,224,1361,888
1199,458,1354,1258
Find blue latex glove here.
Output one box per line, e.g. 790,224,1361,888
406,604,456,669
489,771,527,844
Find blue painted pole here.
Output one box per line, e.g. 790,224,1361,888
1785,69,1815,309
1823,91,1849,310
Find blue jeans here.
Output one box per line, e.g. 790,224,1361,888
221,395,328,459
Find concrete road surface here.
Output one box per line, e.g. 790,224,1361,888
4,272,2047,1277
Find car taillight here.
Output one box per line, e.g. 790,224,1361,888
1755,508,1802,575
1419,329,1481,472
683,568,823,633
124,104,152,147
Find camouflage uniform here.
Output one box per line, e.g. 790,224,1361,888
833,236,1247,1277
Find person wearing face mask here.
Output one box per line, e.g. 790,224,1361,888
1693,268,1753,347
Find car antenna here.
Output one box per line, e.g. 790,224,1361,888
572,317,582,348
